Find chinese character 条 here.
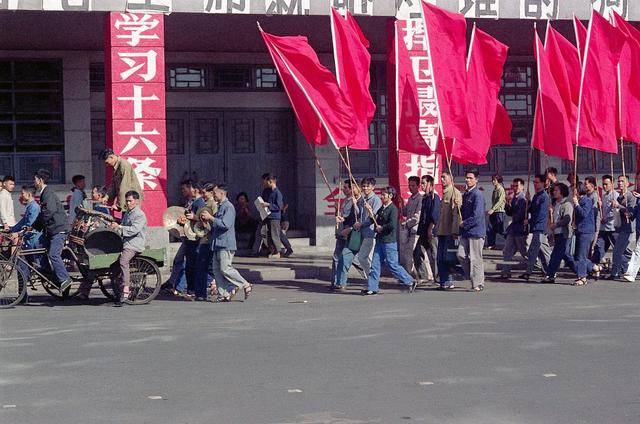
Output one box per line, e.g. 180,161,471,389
128,157,162,190
114,14,161,47
460,0,499,19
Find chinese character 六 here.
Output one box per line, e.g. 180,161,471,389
118,122,161,155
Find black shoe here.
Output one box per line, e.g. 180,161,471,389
540,277,555,284
606,275,619,281
113,298,123,307
361,290,378,296
439,284,455,291
59,279,72,292
283,249,293,258
518,273,530,281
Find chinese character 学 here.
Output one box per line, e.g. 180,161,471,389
114,14,161,47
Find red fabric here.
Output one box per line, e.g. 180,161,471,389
421,1,470,144
463,26,509,164
331,8,376,150
490,101,513,145
533,32,574,161
577,12,626,153
260,30,356,148
394,23,431,155
574,16,588,64
545,24,581,145
612,12,640,143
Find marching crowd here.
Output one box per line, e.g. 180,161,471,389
330,167,640,295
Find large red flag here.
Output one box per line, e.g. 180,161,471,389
573,15,588,64
394,21,431,155
545,24,581,145
330,8,376,150
491,102,512,146
420,1,470,146
463,25,509,164
577,12,626,154
533,31,574,161
260,29,356,148
612,11,640,143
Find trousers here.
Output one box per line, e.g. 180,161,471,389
457,236,485,288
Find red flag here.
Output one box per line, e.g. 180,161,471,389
491,102,512,145
394,21,431,155
463,25,509,164
573,15,588,64
577,12,626,153
545,24,581,145
260,28,356,148
612,11,640,143
421,1,470,144
330,8,376,150
533,31,574,161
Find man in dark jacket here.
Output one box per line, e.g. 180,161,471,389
364,187,417,295
457,169,486,291
413,175,440,283
259,174,292,258
34,169,71,292
523,174,551,279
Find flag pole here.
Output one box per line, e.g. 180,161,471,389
574,9,594,196
621,138,626,180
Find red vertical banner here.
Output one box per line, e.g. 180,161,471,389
105,12,167,226
388,17,442,200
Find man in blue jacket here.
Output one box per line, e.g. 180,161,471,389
201,184,253,302
522,174,551,280
457,169,486,291
413,175,440,283
10,186,44,284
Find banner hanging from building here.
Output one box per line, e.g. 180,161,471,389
105,12,167,226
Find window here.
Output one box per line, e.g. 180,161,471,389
344,62,388,177
255,67,280,89
169,66,207,89
90,63,105,92
212,66,252,90
0,60,64,183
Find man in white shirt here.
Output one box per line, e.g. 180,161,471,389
0,175,16,230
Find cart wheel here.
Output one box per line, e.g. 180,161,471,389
126,256,162,305
42,248,83,300
97,256,162,305
0,260,27,308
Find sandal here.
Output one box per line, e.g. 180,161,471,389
592,265,601,280
243,283,253,300
572,278,587,286
214,296,230,302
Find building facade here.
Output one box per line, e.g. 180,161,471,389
0,0,637,247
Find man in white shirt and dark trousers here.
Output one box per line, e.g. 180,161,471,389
0,175,16,230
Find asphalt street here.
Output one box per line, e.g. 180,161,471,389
2,264,640,424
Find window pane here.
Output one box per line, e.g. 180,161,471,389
213,66,251,89
90,63,105,92
14,61,62,81
255,67,280,89
169,66,207,89
17,153,63,182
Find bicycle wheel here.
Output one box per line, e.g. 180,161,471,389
97,274,117,301
41,249,83,300
126,256,162,305
0,260,27,308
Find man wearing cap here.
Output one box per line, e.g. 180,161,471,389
99,149,144,211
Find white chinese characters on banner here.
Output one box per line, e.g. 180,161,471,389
266,0,310,15
126,0,172,13
42,0,91,11
592,0,627,19
204,0,249,13
114,14,161,47
519,0,558,20
107,12,167,225
404,154,440,180
459,0,499,19
332,0,374,16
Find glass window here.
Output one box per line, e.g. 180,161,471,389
0,60,64,183
90,63,105,92
213,66,251,90
169,66,208,89
255,67,280,89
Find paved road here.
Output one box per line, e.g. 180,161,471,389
2,266,640,424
